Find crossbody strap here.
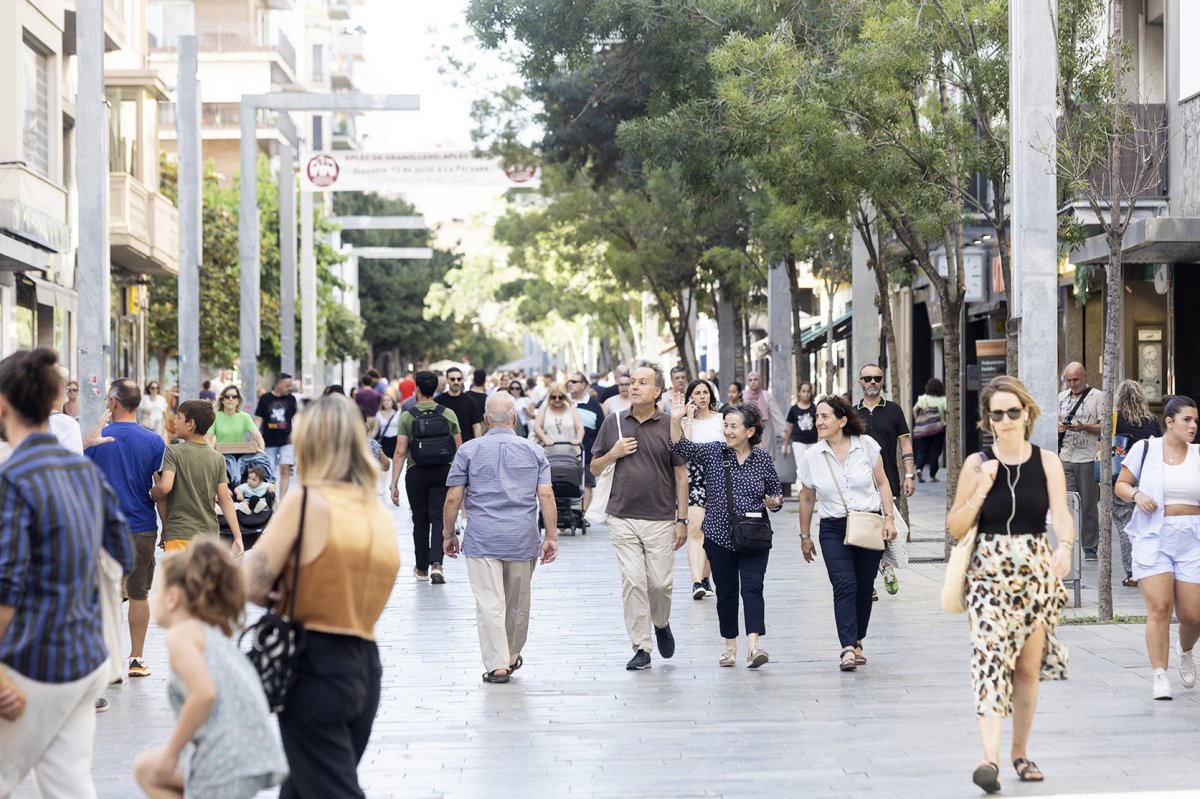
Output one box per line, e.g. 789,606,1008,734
277,488,307,618
822,450,852,515
723,451,737,530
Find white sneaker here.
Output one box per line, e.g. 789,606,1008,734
1178,643,1196,689
1153,670,1173,700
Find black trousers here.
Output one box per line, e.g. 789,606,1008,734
406,464,450,571
913,432,945,478
279,632,382,799
704,539,769,639
818,516,884,648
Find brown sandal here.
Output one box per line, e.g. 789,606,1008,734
1013,758,1043,782
1122,576,1139,588
482,669,510,683
839,646,857,672
972,762,1000,794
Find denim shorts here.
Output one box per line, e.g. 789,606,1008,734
264,444,295,468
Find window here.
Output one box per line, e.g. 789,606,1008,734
312,44,324,83
312,116,323,151
146,0,194,49
22,38,50,177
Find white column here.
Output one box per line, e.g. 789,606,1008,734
1010,0,1059,452
850,224,877,383
238,103,260,398
75,0,110,427
176,36,201,399
279,144,297,376
300,188,317,395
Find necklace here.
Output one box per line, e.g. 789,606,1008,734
1164,443,1187,465
1004,460,1022,535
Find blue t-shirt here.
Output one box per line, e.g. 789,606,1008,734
85,422,166,533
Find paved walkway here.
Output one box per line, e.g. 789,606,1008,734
15,476,1200,798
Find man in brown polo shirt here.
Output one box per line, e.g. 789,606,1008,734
591,360,689,671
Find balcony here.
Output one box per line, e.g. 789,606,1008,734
149,25,299,86
336,31,365,62
329,1,351,20
63,0,127,54
159,102,296,147
109,173,179,276
330,58,353,90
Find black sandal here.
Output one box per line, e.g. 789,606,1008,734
509,655,523,673
972,762,1000,794
1122,576,1139,588
482,669,510,683
1013,758,1043,782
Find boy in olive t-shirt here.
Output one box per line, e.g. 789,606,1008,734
150,400,244,556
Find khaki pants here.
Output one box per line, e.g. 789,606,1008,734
0,664,107,799
1063,460,1099,553
465,557,537,673
607,517,676,652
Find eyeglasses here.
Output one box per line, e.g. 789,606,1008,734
67,387,78,393
988,408,1023,422
550,395,567,400
618,383,631,387
860,376,883,384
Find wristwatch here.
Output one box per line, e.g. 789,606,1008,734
675,518,688,525
904,473,915,479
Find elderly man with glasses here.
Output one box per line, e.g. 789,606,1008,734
443,393,558,683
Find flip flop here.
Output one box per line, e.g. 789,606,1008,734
972,762,1000,794
482,669,509,684
1013,758,1044,782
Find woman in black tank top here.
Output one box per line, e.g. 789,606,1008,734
946,376,1075,794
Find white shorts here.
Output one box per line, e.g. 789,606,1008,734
264,444,295,468
1131,516,1200,583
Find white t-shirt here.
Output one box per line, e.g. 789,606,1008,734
689,413,724,444
49,413,83,454
797,436,883,519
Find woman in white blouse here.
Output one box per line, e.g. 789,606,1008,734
138,380,169,442
797,394,897,672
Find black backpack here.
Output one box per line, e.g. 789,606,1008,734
410,408,456,466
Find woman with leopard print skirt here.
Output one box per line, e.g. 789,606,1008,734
947,376,1074,795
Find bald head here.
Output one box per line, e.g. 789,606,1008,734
1063,362,1087,394
484,392,517,427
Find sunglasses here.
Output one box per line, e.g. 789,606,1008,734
447,377,463,382
567,379,583,384
508,386,522,391
860,376,883,383
67,387,78,393
988,407,1023,422
222,394,240,400
550,395,567,400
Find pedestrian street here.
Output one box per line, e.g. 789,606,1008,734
23,483,1200,799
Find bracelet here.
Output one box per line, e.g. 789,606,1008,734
800,532,811,539
1131,490,1142,502
1060,539,1074,548
966,500,981,510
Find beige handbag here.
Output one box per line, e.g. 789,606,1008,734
941,525,979,613
822,452,885,551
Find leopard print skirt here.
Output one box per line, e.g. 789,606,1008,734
966,533,1069,717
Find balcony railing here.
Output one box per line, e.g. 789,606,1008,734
150,25,297,77
159,102,296,143
110,172,178,276
1085,103,1168,202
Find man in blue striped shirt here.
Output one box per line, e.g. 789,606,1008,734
0,348,134,798
443,392,558,683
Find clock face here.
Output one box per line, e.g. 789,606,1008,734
1140,343,1160,364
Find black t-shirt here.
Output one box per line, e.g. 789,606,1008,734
856,399,910,495
468,390,488,421
598,383,620,404
574,396,605,463
436,392,483,442
255,391,298,448
786,404,818,444
1116,414,1160,445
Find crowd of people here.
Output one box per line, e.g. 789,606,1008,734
0,347,1196,797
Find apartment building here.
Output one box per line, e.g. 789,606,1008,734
0,0,176,382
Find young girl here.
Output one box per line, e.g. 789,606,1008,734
134,542,288,799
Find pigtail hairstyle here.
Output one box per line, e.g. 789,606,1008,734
162,540,246,636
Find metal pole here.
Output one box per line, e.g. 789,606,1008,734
279,143,296,376
75,0,109,428
850,225,875,385
300,188,317,395
1010,0,1059,452
176,36,201,400
767,261,793,402
238,106,260,399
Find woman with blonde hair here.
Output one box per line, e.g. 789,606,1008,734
242,394,399,798
947,376,1072,794
1112,380,1161,587
532,383,583,450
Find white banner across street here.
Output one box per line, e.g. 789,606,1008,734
300,150,539,193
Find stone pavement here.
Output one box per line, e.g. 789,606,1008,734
15,477,1200,798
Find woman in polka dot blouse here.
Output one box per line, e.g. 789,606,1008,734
669,393,783,669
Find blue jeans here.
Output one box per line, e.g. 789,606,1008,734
819,516,884,648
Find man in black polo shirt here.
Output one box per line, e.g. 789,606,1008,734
856,363,915,598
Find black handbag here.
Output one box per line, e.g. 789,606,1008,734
723,453,773,554
241,489,308,713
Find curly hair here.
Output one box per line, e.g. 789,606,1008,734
724,403,764,446
816,394,866,436
161,540,245,636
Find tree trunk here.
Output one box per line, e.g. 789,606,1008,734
941,295,965,559
731,291,746,382
156,351,169,385
824,275,837,395
872,256,908,529
1096,245,1121,620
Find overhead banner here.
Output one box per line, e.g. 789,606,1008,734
299,150,539,193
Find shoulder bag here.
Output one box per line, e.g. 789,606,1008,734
822,450,885,551
241,489,308,713
584,413,621,525
723,452,773,553
1057,387,1093,451
941,450,990,614
912,400,946,439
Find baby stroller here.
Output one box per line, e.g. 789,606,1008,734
217,455,276,551
544,442,585,536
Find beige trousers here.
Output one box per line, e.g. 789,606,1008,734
465,556,537,673
607,517,676,652
0,664,107,799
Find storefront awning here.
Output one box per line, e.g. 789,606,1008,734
0,234,50,273
800,310,853,353
1070,217,1200,265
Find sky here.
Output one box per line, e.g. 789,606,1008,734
354,0,525,224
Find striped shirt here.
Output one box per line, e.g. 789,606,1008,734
0,433,134,683
446,427,551,560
